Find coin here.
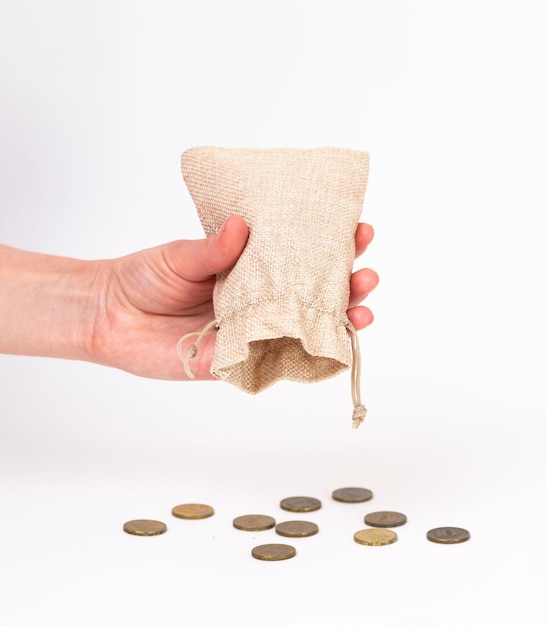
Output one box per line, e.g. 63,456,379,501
123,519,167,536
251,543,296,561
275,521,319,538
354,528,398,546
233,514,276,531
364,511,407,528
426,527,471,544
280,496,321,512
332,487,373,503
171,503,215,519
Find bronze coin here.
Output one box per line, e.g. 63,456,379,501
233,514,276,531
171,503,215,520
364,511,407,528
332,487,373,503
251,543,296,561
275,521,319,538
426,527,471,544
354,528,398,546
280,496,321,513
123,519,167,536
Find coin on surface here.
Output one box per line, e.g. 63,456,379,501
354,528,398,546
251,543,296,561
364,511,407,528
426,527,470,544
123,519,167,536
280,496,322,512
275,521,319,538
171,503,215,520
332,487,373,503
233,514,276,531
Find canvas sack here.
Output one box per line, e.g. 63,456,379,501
178,146,369,427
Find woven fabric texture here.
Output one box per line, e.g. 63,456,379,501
181,146,369,393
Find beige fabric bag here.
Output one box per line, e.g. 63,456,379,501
178,147,369,427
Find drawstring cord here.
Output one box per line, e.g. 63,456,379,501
346,320,367,429
176,319,219,379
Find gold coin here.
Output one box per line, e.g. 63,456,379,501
251,543,296,561
364,511,407,528
426,527,470,544
123,519,167,536
233,514,276,531
275,521,319,538
171,503,215,520
280,496,321,512
354,528,398,546
332,487,373,503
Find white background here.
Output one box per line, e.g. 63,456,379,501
1,1,546,624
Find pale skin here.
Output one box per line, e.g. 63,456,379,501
0,215,379,380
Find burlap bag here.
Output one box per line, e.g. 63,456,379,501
178,147,369,427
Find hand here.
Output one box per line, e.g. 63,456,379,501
88,216,379,380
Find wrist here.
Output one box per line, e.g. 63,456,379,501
0,245,103,362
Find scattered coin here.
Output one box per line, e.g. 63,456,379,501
364,511,407,528
332,487,373,503
280,496,321,513
275,521,319,538
172,503,215,520
354,528,398,546
426,527,471,544
233,514,276,531
123,519,167,536
251,543,296,561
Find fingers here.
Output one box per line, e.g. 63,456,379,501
209,215,250,274
355,222,374,258
348,267,379,308
347,306,375,330
167,215,249,282
347,267,379,331
350,227,378,331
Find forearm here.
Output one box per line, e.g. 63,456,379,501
0,244,99,360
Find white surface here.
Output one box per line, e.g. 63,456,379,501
1,1,546,624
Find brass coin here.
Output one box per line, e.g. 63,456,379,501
426,527,471,544
171,503,215,520
332,487,373,503
280,496,321,512
251,543,296,561
354,528,398,546
233,514,276,531
275,521,319,538
123,519,167,536
364,511,407,528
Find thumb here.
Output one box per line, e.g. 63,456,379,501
168,215,249,281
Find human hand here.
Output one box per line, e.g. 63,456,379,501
88,216,378,380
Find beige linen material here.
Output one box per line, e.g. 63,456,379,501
180,147,369,427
